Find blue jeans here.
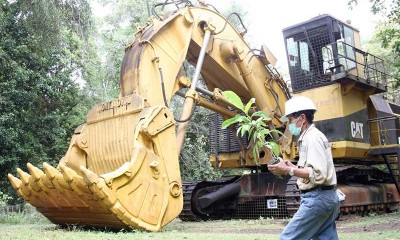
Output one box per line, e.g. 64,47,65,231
280,189,340,240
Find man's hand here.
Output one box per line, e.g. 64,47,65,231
268,158,290,176
284,160,296,168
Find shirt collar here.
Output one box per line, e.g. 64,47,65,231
297,123,315,143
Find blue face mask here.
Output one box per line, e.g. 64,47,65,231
289,117,303,136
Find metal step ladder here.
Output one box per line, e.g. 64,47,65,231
369,146,400,195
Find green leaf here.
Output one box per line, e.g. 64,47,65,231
251,111,270,119
255,131,264,142
237,126,243,136
240,124,250,137
258,129,270,137
220,90,285,165
270,129,284,136
253,147,260,165
258,121,267,127
266,141,280,157
223,91,244,111
222,115,245,129
244,98,255,115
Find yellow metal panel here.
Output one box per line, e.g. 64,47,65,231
330,141,370,159
295,83,368,121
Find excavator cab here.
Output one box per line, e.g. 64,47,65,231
283,14,400,212
283,14,387,93
282,14,390,158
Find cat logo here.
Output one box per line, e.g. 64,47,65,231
351,121,364,139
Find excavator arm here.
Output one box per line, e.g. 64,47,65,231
8,4,291,231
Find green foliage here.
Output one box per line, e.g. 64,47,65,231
221,91,281,165
376,22,400,84
0,191,12,209
219,0,248,36
350,0,400,85
92,0,160,101
0,204,50,225
179,132,222,181
0,0,95,202
362,22,400,102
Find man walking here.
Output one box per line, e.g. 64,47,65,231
268,96,339,240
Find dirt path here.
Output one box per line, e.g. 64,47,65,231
336,214,400,233
173,212,400,235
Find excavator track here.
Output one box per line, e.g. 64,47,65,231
284,166,400,217
285,166,400,218
336,166,400,215
179,176,240,221
284,176,301,217
179,167,400,221
180,174,293,221
179,181,202,221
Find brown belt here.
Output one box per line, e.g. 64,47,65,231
300,185,335,194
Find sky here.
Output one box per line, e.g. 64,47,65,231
208,0,383,76
92,0,383,77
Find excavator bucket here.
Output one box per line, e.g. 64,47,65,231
8,94,183,231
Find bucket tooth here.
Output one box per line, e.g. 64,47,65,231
80,166,99,186
25,163,45,192
13,171,31,197
80,166,116,206
8,174,22,190
43,162,58,180
23,161,89,210
8,169,54,208
59,163,75,182
16,168,31,186
17,168,42,196
59,164,91,195
28,178,42,193
27,163,45,180
41,163,91,207
43,162,72,191
26,162,54,189
39,174,56,189
9,174,35,203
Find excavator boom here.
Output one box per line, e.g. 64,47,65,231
8,4,289,231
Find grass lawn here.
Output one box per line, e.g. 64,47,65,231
0,209,399,240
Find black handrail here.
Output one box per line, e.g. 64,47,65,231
322,41,388,89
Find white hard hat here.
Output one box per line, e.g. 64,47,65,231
280,96,317,122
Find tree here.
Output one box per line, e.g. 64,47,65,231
349,0,400,85
362,21,400,103
91,0,158,100
0,0,95,202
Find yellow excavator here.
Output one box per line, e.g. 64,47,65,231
7,1,400,232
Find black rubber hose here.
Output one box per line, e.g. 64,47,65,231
158,67,197,123
214,12,247,35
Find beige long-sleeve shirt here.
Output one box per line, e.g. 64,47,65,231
296,124,337,190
